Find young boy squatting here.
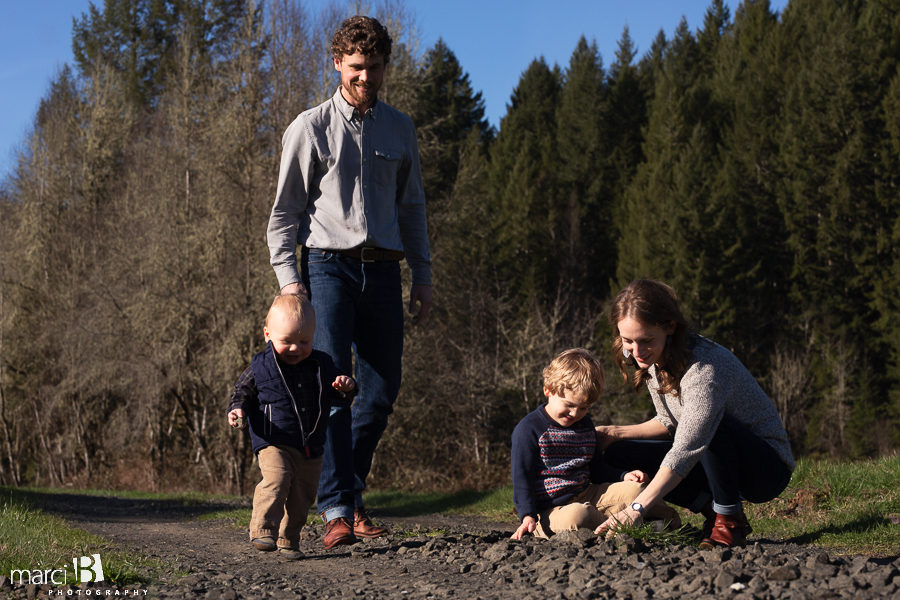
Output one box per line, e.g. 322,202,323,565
511,348,680,539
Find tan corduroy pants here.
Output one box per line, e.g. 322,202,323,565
534,481,680,538
250,445,322,549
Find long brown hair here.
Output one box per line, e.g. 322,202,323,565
609,279,692,396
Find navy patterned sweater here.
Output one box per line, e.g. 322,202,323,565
511,405,623,521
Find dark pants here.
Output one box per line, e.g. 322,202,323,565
302,248,404,521
603,417,792,514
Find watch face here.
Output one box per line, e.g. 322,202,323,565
631,502,644,512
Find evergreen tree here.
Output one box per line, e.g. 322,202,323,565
412,39,491,206
72,0,251,108
777,0,890,455
553,36,612,300
704,0,790,367
487,58,562,309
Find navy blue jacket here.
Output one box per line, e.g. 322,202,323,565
228,342,354,456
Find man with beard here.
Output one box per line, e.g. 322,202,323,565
266,15,433,550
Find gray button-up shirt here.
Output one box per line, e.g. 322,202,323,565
267,88,432,288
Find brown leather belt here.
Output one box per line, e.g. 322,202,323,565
336,247,405,262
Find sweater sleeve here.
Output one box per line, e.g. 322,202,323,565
511,418,542,521
659,361,726,477
267,117,315,289
228,366,257,414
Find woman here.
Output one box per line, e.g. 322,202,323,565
595,279,794,548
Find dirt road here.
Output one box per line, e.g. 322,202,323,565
5,491,899,599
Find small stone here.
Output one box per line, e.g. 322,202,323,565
849,556,871,575
482,541,513,562
767,565,800,581
714,570,736,589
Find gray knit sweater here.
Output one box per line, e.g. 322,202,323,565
648,335,795,478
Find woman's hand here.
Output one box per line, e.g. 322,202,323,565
594,506,643,539
511,515,537,540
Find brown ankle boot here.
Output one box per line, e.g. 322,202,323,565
699,512,753,549
322,517,357,549
353,508,388,538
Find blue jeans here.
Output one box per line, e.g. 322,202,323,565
301,248,404,521
603,417,792,515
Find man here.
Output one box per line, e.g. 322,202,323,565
267,15,432,550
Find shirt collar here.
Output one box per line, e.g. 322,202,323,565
333,86,378,122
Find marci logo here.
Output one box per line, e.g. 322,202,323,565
10,553,104,585
74,554,105,583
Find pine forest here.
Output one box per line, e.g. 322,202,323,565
1,0,899,493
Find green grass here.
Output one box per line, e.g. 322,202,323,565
741,455,900,556
0,489,165,586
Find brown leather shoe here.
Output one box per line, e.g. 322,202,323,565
354,508,388,538
323,517,357,549
699,512,753,549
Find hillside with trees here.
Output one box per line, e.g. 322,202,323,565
1,0,898,493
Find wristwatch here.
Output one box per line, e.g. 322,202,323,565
630,502,646,516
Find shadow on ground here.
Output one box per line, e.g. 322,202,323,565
366,489,501,517
2,486,249,523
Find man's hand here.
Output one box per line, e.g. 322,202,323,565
409,284,433,325
511,515,537,540
281,282,309,298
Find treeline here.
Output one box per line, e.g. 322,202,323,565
0,0,898,494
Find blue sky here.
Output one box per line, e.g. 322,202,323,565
0,0,788,179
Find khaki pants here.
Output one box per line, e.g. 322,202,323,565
534,481,680,538
250,445,322,549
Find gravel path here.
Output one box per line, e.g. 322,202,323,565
3,491,899,599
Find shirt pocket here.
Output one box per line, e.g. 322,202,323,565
373,147,402,189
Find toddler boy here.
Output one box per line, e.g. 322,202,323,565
228,294,356,559
511,348,680,539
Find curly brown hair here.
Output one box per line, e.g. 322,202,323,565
331,16,392,63
609,279,692,397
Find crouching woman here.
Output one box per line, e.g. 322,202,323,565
596,279,794,548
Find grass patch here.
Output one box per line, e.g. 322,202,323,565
744,455,900,556
0,489,164,586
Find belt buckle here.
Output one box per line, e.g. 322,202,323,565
359,247,377,263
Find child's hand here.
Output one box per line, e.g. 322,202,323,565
624,470,647,483
228,408,246,429
332,375,356,393
511,515,537,540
